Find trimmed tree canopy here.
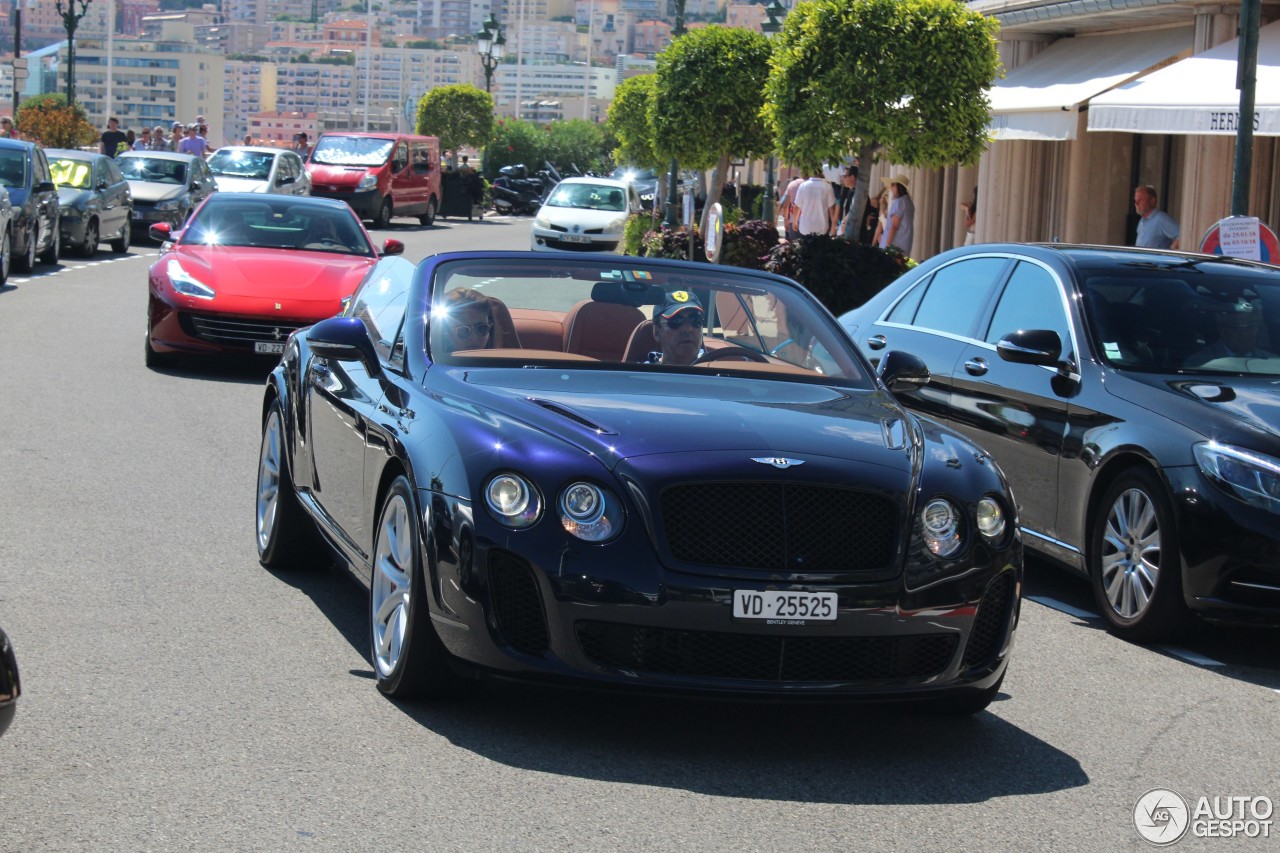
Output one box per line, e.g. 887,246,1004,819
16,93,96,149
415,84,495,157
607,74,661,171
764,0,1001,169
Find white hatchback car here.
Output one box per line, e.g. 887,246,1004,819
207,146,311,196
530,176,639,253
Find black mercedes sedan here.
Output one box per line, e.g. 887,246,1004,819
840,243,1280,640
256,251,1022,712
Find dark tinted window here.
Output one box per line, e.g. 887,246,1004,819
985,262,1070,351
909,257,1008,337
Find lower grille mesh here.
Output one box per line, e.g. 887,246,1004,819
963,572,1016,667
489,551,550,654
576,620,957,683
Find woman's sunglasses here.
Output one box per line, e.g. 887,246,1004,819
451,321,493,340
662,312,705,330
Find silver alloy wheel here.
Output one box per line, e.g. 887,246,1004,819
1098,487,1162,620
256,409,284,553
372,493,413,678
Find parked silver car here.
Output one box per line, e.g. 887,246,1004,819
207,146,311,196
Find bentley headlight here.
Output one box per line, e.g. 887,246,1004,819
921,498,963,557
356,173,378,191
484,473,541,528
558,481,622,542
1194,442,1280,514
976,497,1006,540
166,259,214,300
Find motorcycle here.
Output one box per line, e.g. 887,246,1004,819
490,164,547,215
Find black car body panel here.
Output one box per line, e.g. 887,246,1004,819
261,251,1023,704
841,243,1280,628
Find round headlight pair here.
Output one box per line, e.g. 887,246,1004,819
921,496,1007,558
485,473,540,528
484,474,622,542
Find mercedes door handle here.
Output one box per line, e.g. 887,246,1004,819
866,335,887,351
964,357,989,376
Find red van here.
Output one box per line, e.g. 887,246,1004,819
305,132,441,227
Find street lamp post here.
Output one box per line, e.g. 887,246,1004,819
476,14,505,94
760,0,786,227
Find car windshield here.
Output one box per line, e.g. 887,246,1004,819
179,198,374,256
610,167,657,182
424,256,870,385
310,136,393,167
0,151,27,188
50,157,92,189
208,149,274,181
119,157,187,185
1083,260,1280,376
545,183,628,212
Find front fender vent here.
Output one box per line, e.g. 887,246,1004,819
530,399,616,435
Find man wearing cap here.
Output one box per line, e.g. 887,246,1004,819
880,173,915,256
1133,185,1180,250
645,290,706,365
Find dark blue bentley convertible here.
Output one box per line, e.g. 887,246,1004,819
255,252,1022,713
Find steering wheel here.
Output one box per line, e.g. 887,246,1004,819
690,345,771,365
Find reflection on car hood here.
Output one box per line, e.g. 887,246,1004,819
1118,372,1280,443
56,188,90,210
465,369,915,471
213,177,269,193
537,207,627,229
127,181,185,203
168,246,374,309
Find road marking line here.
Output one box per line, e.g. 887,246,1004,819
1158,646,1225,667
1026,595,1098,619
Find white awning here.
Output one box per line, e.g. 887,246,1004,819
1089,20,1280,135
988,28,1192,141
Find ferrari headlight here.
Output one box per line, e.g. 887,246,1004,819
558,481,622,542
603,217,626,235
356,173,378,191
484,473,541,528
154,198,182,211
921,498,963,557
165,259,214,300
976,497,1006,540
1194,442,1280,514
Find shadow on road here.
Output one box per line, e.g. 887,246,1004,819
269,558,1090,806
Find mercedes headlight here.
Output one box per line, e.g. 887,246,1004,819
484,473,541,528
558,481,623,542
1194,442,1280,514
165,259,214,300
921,498,963,558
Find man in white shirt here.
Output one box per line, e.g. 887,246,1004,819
793,170,838,237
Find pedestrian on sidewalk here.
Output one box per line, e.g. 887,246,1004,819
879,173,915,256
793,168,839,237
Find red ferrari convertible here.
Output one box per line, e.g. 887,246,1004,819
145,192,404,368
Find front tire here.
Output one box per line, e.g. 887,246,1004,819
372,197,393,229
1090,467,1187,641
371,476,461,699
80,219,99,258
256,400,325,569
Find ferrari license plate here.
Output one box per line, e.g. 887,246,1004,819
562,234,591,244
254,342,286,355
733,590,837,621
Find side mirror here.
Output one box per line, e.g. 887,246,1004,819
381,239,404,256
36,180,55,193
306,316,381,376
996,329,1062,366
149,222,172,242
96,179,109,191
876,350,930,392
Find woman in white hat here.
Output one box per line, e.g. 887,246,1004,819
879,173,914,257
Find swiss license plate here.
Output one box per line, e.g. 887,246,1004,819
254,342,286,355
562,234,591,244
733,590,837,621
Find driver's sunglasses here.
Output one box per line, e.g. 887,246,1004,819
451,321,494,340
662,312,705,330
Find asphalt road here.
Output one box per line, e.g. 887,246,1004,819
0,212,1277,852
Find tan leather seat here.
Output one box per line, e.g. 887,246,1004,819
562,300,644,361
622,319,656,362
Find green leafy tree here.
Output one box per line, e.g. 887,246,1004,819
546,119,607,173
415,84,495,167
763,0,1001,232
15,93,96,149
651,25,772,230
483,118,551,179
607,75,660,170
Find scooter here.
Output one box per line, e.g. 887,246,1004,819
490,164,546,215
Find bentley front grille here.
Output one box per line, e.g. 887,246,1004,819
659,482,898,575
